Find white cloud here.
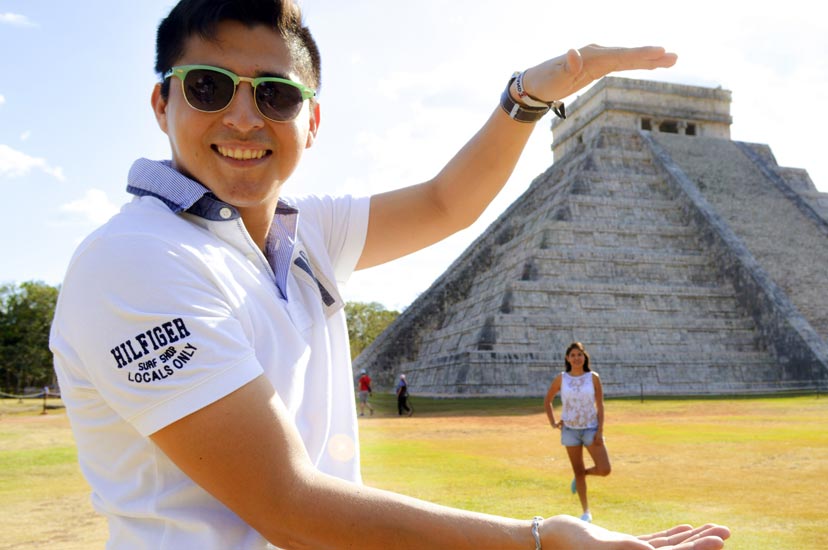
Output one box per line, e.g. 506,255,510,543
43,165,65,181
59,189,120,225
0,94,5,105
0,144,66,182
0,13,36,27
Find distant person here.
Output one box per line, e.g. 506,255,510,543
544,342,611,523
396,373,413,416
357,369,374,416
49,0,730,547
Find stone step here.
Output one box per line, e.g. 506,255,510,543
495,311,755,330
565,194,687,225
578,169,663,183
584,150,658,175
511,279,736,299
533,243,707,262
570,174,673,200
567,192,678,210
540,220,703,253
419,313,760,353
503,283,748,319
527,246,720,286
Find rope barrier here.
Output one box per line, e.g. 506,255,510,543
0,389,61,399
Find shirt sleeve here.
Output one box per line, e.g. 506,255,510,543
53,231,264,436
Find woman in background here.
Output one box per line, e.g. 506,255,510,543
544,342,611,523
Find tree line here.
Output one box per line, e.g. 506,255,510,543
0,281,59,394
0,280,398,394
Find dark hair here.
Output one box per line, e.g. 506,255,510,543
564,341,591,372
155,0,321,99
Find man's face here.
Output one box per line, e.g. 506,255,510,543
152,20,318,216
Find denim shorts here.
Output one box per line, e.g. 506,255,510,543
561,426,598,447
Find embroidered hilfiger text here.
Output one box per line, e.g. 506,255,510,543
110,318,192,368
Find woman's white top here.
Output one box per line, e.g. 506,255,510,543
560,372,599,429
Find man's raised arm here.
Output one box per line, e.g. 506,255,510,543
356,45,677,270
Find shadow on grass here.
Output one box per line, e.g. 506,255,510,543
362,391,825,418
362,393,542,418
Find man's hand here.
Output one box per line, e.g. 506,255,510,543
521,45,678,104
637,523,731,549
542,515,730,550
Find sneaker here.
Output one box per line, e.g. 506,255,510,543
570,478,577,494
580,512,592,523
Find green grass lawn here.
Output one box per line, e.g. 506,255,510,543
2,394,826,549
359,393,828,550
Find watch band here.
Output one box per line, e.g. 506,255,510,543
500,75,549,123
500,73,566,123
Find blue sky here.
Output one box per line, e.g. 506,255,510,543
1,0,826,310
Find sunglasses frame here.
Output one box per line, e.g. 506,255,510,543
164,64,316,122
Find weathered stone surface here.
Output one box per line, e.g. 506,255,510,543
354,77,828,397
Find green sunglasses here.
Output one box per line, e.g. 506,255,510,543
164,64,316,122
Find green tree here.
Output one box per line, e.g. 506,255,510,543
0,281,59,393
345,301,399,359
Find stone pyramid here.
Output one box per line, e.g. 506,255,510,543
354,77,828,397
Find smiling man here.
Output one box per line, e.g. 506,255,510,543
49,1,730,549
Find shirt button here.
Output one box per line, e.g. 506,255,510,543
219,207,233,219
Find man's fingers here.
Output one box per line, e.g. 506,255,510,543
635,47,678,69
581,45,678,72
637,525,694,542
640,524,730,549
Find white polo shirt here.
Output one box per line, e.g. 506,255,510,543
50,159,369,549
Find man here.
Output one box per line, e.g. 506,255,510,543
396,373,412,416
50,0,730,548
358,369,374,416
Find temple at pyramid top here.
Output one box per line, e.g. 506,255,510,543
551,77,732,160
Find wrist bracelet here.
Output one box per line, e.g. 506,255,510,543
514,71,549,108
512,71,567,120
500,76,549,123
531,516,543,550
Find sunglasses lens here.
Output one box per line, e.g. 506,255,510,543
182,69,235,112
255,81,304,121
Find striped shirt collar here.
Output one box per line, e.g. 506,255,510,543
126,158,299,300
